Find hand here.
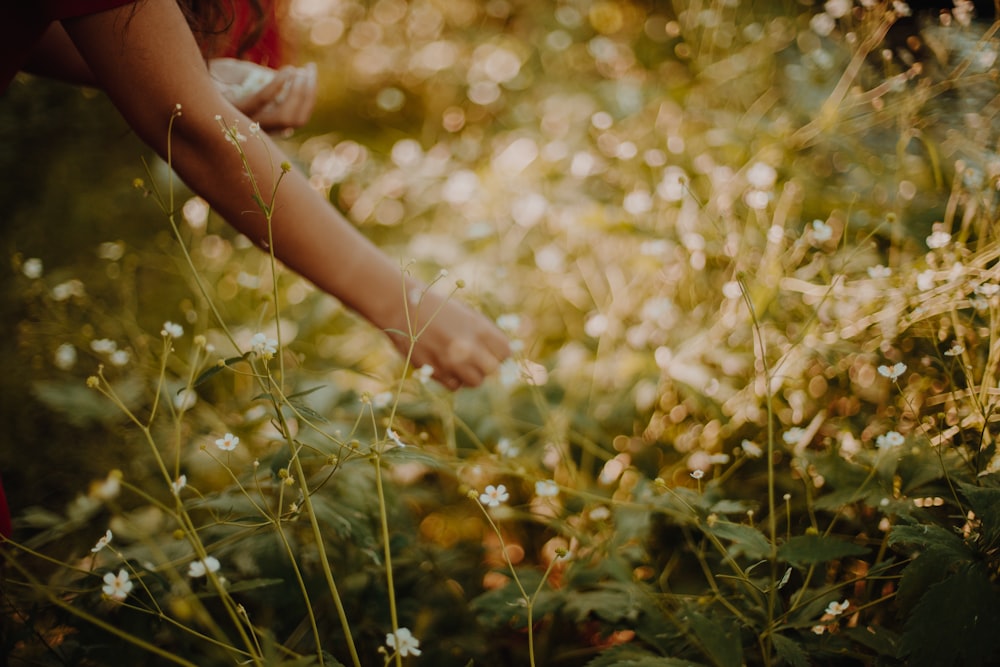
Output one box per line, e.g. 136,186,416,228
386,286,511,390
209,58,317,132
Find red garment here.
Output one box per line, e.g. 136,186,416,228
0,0,138,91
222,1,284,67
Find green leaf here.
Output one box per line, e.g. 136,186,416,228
190,355,249,389
685,610,743,667
32,377,143,427
704,521,772,561
840,625,900,659
959,482,1000,548
382,445,448,469
223,578,284,594
900,564,1000,667
891,525,973,611
889,522,968,554
563,582,643,624
287,385,326,400
471,571,561,629
777,534,868,567
771,633,809,667
288,400,328,424
586,645,707,667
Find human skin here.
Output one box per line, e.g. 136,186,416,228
54,0,510,389
25,21,318,133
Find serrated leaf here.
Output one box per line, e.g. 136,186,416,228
771,633,809,667
704,521,772,560
900,564,1000,667
840,625,900,659
893,541,970,611
888,523,968,558
777,534,868,567
563,583,642,624
959,482,1000,548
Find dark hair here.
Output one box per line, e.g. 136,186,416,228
177,0,271,60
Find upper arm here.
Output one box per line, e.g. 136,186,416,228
60,0,231,153
22,23,96,86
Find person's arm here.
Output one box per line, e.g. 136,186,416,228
61,0,509,389
24,23,317,132
21,22,96,86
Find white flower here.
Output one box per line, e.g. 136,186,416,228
589,506,611,521
812,624,827,635
22,257,43,279
977,283,1000,297
161,321,184,339
867,265,891,279
810,11,836,36
690,469,705,480
90,470,122,501
877,362,907,381
415,364,434,384
496,313,521,332
811,219,833,242
746,162,777,189
744,189,770,210
54,343,77,370
824,0,850,18
171,474,187,495
783,427,806,445
174,388,198,411
916,269,936,291
215,432,240,451
52,279,85,301
91,529,113,553
188,556,221,578
535,480,559,497
109,349,130,367
945,344,965,357
479,484,509,508
499,358,521,386
386,627,422,658
250,332,277,358
825,599,850,616
372,391,393,409
926,230,952,249
496,438,519,458
182,196,210,229
90,338,118,354
876,431,905,449
892,1,910,16
741,439,764,458
387,429,406,448
102,569,133,601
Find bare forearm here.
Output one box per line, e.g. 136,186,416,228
60,0,509,388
